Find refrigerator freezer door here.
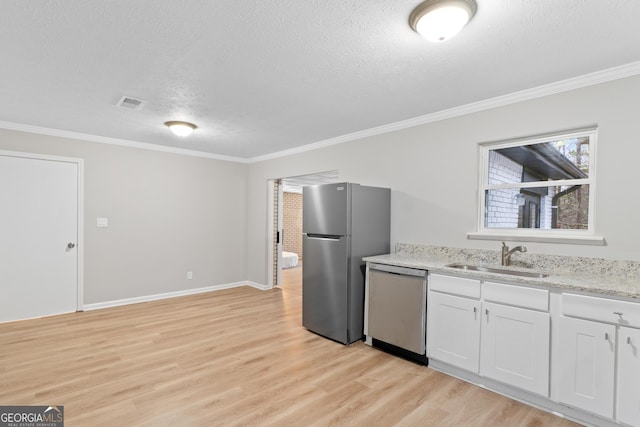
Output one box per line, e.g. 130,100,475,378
303,183,350,236
302,234,349,344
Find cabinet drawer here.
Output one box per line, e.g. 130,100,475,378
563,293,640,328
430,274,480,299
483,281,549,312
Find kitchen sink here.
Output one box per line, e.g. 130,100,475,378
445,263,549,278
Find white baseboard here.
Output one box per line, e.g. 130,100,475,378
83,281,268,311
428,359,618,427
246,281,271,291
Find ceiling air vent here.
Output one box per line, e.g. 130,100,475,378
116,96,146,111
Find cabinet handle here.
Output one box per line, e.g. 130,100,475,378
628,336,632,345
473,307,477,313
605,332,609,341
614,311,624,317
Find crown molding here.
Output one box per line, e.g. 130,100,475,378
248,60,640,163
0,121,250,164
2,61,640,164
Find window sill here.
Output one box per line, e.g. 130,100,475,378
467,231,605,246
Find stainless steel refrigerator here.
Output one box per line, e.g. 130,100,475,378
302,182,390,344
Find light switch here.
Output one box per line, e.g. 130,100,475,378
97,218,109,228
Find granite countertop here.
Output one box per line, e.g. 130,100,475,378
364,250,640,300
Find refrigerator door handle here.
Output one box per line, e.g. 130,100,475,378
306,234,342,240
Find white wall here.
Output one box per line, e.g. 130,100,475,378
246,75,640,285
0,129,248,304
3,74,640,295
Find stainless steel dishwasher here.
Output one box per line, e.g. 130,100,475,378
367,263,428,364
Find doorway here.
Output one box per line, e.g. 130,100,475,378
267,171,339,292
0,151,83,322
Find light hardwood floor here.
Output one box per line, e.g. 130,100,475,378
280,263,302,295
0,282,580,426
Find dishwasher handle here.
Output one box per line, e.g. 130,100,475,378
369,263,427,278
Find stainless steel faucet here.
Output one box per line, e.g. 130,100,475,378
501,242,527,266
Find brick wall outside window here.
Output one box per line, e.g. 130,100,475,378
487,151,552,229
487,151,522,228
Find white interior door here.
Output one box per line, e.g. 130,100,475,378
0,153,80,322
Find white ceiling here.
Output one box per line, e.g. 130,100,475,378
2,1,640,160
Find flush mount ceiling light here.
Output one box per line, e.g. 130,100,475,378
409,0,477,43
164,121,197,137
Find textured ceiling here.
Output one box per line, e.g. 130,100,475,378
2,0,640,160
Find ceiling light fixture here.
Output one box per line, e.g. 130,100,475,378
164,121,197,137
409,0,477,43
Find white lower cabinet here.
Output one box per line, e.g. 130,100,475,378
428,275,550,396
427,290,480,372
559,293,640,426
557,316,616,419
427,274,640,426
617,326,640,427
480,301,550,396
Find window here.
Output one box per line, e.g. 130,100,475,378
469,128,603,244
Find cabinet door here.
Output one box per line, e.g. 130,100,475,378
557,316,615,419
617,326,640,427
480,302,550,396
427,291,480,372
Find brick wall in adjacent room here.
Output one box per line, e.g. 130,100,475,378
283,191,303,260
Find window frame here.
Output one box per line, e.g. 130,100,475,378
468,127,604,245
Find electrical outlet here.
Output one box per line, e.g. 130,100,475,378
187,271,193,280
96,218,109,228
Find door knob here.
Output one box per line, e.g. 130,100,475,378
67,242,76,249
